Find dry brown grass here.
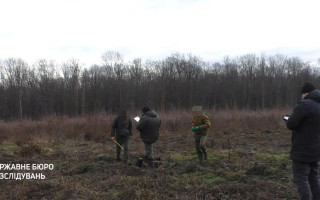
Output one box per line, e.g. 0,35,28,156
0,109,290,145
0,109,297,199
157,108,289,137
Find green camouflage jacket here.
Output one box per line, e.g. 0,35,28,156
192,113,211,135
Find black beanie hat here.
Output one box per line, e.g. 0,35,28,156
301,82,316,94
142,106,151,113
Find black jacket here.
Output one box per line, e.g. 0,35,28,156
111,116,132,138
136,110,161,144
286,89,320,162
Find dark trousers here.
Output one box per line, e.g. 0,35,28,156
292,161,320,200
116,136,130,162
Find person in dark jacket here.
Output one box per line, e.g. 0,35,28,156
111,110,132,163
286,82,320,200
136,106,161,167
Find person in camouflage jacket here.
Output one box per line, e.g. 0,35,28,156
191,106,211,164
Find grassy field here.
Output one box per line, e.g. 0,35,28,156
0,109,299,199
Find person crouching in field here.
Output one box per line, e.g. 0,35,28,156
136,106,161,167
191,106,211,164
286,82,320,199
111,110,132,163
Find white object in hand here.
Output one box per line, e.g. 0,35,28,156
283,116,289,121
134,116,140,122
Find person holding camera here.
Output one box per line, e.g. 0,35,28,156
286,82,320,199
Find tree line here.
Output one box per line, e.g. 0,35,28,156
0,51,319,120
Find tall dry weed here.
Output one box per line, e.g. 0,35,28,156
0,109,290,144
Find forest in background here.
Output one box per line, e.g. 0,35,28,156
0,51,320,120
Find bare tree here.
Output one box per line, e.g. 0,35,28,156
61,59,82,116
1,53,320,119
2,58,29,118
101,51,126,111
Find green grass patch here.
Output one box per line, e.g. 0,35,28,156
67,163,92,175
0,144,20,154
169,153,197,162
182,172,227,185
254,152,289,162
106,188,121,199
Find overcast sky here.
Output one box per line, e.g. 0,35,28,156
0,0,319,66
